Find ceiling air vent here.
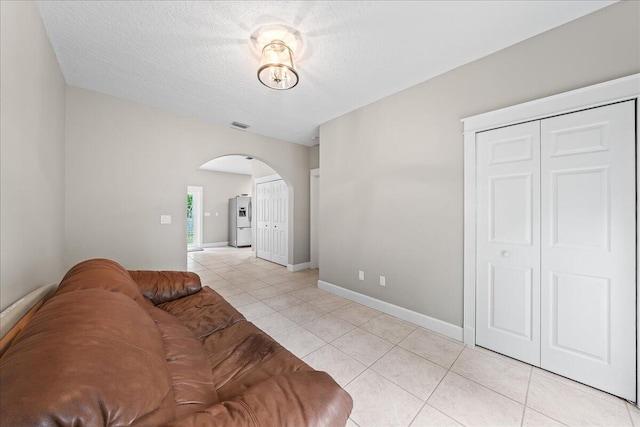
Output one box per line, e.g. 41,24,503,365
230,121,250,131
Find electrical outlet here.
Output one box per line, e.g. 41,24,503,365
358,270,365,281
380,276,386,286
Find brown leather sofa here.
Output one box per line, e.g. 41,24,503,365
0,259,353,426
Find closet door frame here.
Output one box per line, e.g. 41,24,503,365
462,73,640,404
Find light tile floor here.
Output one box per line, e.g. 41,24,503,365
188,247,639,427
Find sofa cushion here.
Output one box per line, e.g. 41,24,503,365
166,371,353,427
201,321,313,400
129,270,201,305
145,305,219,417
0,289,176,426
55,258,150,308
158,287,245,339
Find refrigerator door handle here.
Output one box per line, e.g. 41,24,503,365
248,200,252,224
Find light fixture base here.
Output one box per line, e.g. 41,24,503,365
250,24,304,58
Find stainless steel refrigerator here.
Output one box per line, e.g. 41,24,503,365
228,196,252,247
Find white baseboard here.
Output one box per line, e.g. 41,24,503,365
202,242,229,248
318,280,464,342
287,262,310,272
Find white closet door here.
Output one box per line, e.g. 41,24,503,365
476,121,541,365
270,180,288,266
540,101,636,400
256,182,271,261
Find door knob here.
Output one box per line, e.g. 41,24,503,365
502,251,510,257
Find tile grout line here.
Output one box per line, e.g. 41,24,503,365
298,318,357,344
416,345,469,427
532,367,629,409
471,344,533,367
447,364,531,408
367,351,437,405
406,400,429,427
519,366,533,427
341,339,399,389
395,339,461,372
307,320,435,403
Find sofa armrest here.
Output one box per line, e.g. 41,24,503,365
166,371,353,427
128,271,201,305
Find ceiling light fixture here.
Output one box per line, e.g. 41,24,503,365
257,39,299,90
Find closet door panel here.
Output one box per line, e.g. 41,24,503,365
271,180,288,266
476,121,541,365
541,101,636,401
256,182,271,261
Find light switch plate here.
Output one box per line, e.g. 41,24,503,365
160,215,172,224
204,212,211,217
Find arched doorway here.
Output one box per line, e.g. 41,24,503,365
186,154,294,267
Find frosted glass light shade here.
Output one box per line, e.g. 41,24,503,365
257,40,299,90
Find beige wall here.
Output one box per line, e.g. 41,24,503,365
252,159,278,179
187,170,252,244
319,2,640,327
0,2,67,310
65,86,311,270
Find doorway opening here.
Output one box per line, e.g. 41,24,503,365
186,185,203,251
186,155,293,268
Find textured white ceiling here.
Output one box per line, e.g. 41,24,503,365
199,155,252,175
36,1,615,146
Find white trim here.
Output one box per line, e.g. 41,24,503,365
254,174,282,185
462,74,640,132
287,262,310,272
637,95,640,409
318,280,464,342
462,73,640,404
310,168,320,269
201,241,228,248
463,130,477,347
464,327,475,347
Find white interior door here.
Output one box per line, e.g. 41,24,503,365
270,180,288,266
256,179,288,266
540,101,636,400
256,182,271,261
476,121,541,366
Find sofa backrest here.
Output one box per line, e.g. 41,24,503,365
0,259,177,426
56,258,150,307
128,270,201,305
